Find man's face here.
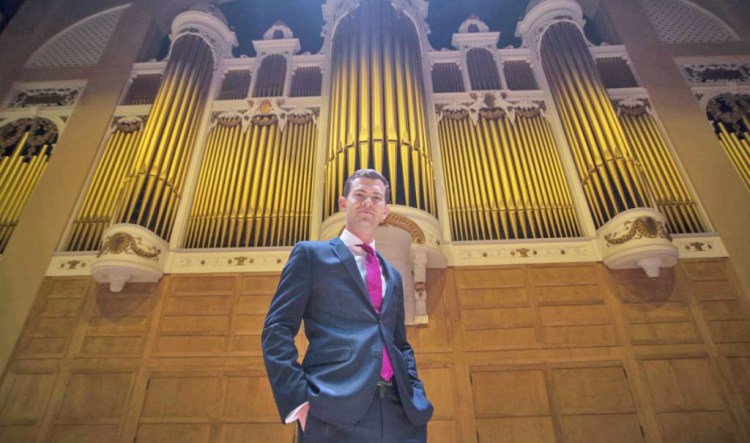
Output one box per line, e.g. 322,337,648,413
338,177,390,235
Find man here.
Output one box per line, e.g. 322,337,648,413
262,169,433,442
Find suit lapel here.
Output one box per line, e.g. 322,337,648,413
330,238,376,312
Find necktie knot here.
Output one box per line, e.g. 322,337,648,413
358,243,375,256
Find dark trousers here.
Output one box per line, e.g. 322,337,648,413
297,382,427,443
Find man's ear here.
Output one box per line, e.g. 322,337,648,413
383,203,391,219
338,196,347,212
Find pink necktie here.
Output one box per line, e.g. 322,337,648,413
358,243,394,381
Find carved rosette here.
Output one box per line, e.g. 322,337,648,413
91,224,169,292
597,208,678,278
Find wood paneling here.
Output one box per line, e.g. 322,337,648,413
1,260,749,442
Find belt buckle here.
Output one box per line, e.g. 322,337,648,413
377,378,393,398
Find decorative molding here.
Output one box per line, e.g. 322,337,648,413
681,63,750,84
455,244,591,262
8,87,82,108
212,100,318,133
435,92,545,124
604,216,672,247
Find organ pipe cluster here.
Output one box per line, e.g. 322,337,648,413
185,109,317,248
438,100,580,240
114,34,215,240
0,118,56,253
323,0,436,217
66,118,145,251
541,22,651,228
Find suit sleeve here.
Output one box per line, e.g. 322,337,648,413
261,242,312,422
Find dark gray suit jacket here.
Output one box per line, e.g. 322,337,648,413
261,238,433,426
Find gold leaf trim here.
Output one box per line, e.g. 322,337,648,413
604,216,672,247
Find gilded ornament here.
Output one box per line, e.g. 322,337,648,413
604,216,672,247
98,232,161,260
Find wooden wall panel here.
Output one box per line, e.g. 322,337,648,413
1,259,749,442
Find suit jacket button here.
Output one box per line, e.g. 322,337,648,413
375,351,382,358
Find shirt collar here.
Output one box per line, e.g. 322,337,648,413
340,228,376,251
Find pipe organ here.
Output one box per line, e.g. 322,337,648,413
323,0,436,217
0,117,57,253
4,0,718,280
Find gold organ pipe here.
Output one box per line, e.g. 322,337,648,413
464,116,489,238
458,118,481,239
438,120,461,239
448,119,471,239
479,118,508,238
476,119,502,237
516,117,548,236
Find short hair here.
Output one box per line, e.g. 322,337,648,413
342,169,391,203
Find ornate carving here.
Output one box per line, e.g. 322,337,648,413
8,86,82,108
98,232,161,260
681,63,750,84
382,213,426,244
458,15,490,33
435,93,545,124
613,97,650,117
0,117,58,158
604,216,672,247
263,21,294,40
114,116,144,133
706,93,750,135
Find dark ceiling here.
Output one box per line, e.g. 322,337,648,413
217,0,602,57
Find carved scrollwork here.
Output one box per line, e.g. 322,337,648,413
98,232,161,260
604,216,672,247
